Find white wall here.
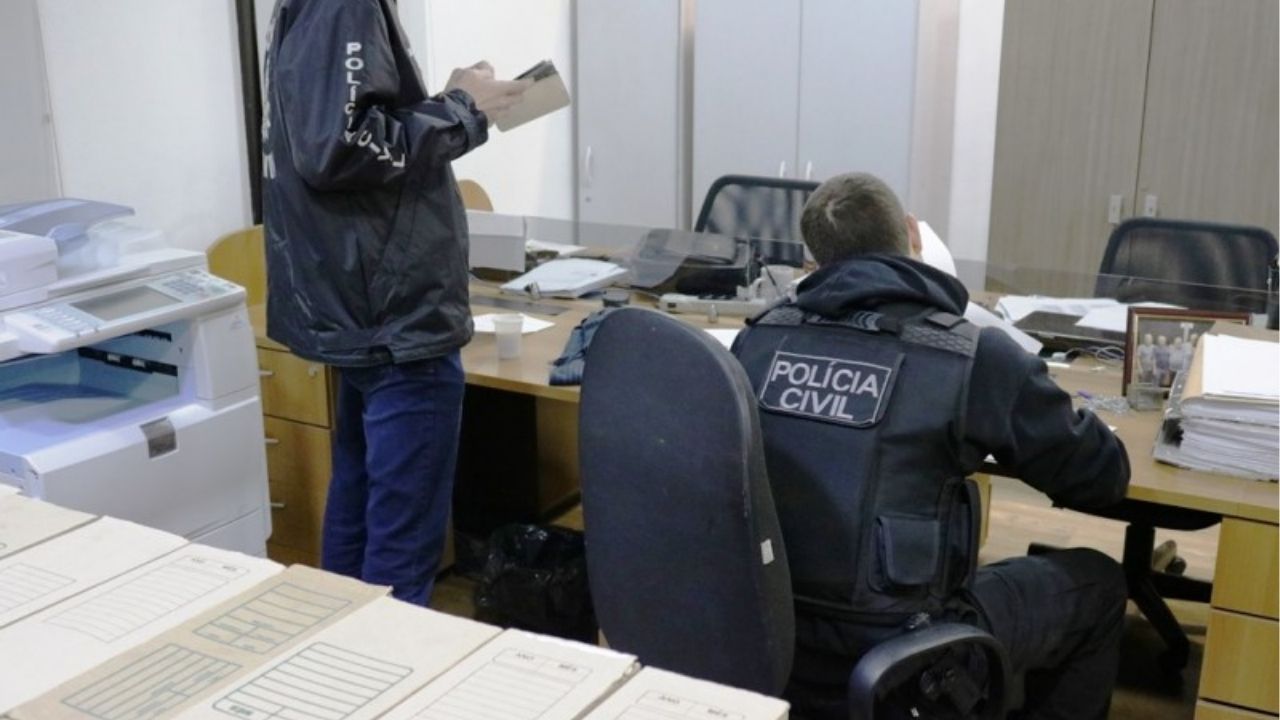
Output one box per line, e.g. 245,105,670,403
0,0,60,204
907,0,960,239
944,0,1004,265
419,0,575,220
37,0,252,252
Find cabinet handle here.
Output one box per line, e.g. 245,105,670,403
264,437,280,446
804,161,814,181
1107,194,1124,225
270,501,285,510
1142,194,1158,218
584,145,594,186
778,161,788,178
258,369,274,378
307,365,320,378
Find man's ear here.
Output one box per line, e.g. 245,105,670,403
905,213,922,259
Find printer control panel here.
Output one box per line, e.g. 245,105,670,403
2,269,244,356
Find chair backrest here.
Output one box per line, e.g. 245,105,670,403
579,308,795,696
207,225,266,306
1095,218,1278,313
695,175,819,267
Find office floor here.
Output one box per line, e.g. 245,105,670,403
432,475,1219,719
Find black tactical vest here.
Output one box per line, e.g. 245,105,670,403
733,302,982,624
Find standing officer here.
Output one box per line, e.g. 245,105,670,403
731,173,1131,719
262,0,528,604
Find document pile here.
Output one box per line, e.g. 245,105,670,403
1156,325,1279,481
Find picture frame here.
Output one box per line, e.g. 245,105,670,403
1123,307,1250,398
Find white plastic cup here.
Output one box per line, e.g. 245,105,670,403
493,314,524,359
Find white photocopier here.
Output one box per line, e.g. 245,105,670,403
0,199,271,556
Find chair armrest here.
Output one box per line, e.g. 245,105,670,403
847,622,1008,720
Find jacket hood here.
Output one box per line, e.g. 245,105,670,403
795,254,969,317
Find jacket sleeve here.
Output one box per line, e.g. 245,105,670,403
275,0,487,191
963,329,1131,510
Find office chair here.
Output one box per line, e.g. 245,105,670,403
1095,217,1278,314
694,175,819,267
579,308,1008,718
1087,218,1278,672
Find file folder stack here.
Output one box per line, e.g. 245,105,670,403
1157,324,1279,480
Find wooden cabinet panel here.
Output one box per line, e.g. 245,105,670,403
1136,0,1279,234
257,348,331,427
1200,610,1279,713
264,416,332,556
1212,518,1279,619
1195,700,1276,720
988,0,1153,296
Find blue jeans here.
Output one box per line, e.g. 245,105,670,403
322,352,464,605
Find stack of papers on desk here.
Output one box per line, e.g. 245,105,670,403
583,667,789,720
501,258,628,298
1158,326,1279,480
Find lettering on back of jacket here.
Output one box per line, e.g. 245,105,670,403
759,351,895,427
342,41,406,168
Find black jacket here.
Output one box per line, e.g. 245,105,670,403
263,0,487,366
792,254,1130,510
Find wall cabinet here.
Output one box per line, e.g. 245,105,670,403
989,0,1279,296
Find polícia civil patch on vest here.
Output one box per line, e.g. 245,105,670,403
759,350,900,427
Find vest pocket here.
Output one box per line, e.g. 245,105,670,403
873,514,942,591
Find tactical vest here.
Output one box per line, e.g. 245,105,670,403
733,302,982,624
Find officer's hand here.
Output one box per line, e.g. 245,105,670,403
445,62,532,117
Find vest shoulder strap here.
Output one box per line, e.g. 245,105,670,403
752,302,980,358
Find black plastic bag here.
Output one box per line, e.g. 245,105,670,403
474,524,597,642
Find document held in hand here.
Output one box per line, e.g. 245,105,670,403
494,59,571,131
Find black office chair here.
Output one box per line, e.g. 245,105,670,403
579,308,1008,718
1095,217,1278,313
695,175,820,267
1092,218,1278,671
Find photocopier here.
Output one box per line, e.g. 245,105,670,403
0,199,270,556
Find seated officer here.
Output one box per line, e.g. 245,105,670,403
731,173,1131,719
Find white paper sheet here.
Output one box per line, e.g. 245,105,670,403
1073,302,1181,333
0,545,281,714
0,494,95,560
995,296,1119,323
0,517,185,630
964,302,1043,355
704,328,742,350
473,313,556,334
177,597,500,720
583,667,789,720
1202,334,1280,401
382,629,638,720
527,238,587,257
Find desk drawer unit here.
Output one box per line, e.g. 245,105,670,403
1197,518,1280,718
264,416,332,558
257,347,332,427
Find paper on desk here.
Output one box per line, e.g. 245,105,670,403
1201,333,1280,402
705,328,742,350
474,312,555,334
527,238,588,257
8,564,384,720
965,302,1043,355
380,628,638,720
0,494,95,560
1074,302,1180,333
0,545,281,714
0,517,185,630
995,296,1119,323
177,597,500,720
0,483,17,496
583,667,789,720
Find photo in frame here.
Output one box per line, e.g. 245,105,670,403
1123,307,1250,397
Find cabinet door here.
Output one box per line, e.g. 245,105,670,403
575,0,683,228
692,0,800,214
797,0,917,196
987,0,1153,296
1135,0,1278,235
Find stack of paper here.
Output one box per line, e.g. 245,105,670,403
1163,327,1279,480
583,667,789,720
